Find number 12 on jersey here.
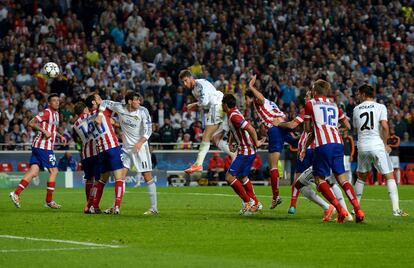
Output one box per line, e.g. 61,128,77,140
319,106,337,126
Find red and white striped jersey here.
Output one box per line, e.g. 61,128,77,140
32,108,59,150
253,98,285,129
304,96,344,147
73,112,99,159
293,108,315,152
95,107,119,151
228,108,256,155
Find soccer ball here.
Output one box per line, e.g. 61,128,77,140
43,62,60,78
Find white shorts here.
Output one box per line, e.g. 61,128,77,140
390,156,400,169
357,149,393,175
121,143,152,173
212,115,229,137
206,103,224,126
298,167,336,186
343,155,351,171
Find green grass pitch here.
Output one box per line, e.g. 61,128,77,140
0,186,413,267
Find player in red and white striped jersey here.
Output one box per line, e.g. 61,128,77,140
85,93,125,214
223,94,264,215
10,94,66,209
302,79,364,223
246,75,298,209
72,102,102,213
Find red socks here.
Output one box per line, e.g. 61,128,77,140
15,179,29,195
289,183,300,208
270,168,279,199
92,180,106,208
46,181,56,203
341,181,361,211
242,179,258,204
230,179,250,202
114,180,125,208
317,181,342,212
85,181,93,201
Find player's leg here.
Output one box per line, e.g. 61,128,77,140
332,145,363,222
239,154,260,208
312,145,347,222
10,164,40,208
288,173,301,214
226,155,254,214
45,167,60,208
142,171,158,215
185,124,220,173
211,117,235,159
267,126,285,208
375,151,408,216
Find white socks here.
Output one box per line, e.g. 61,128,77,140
300,185,330,210
387,178,400,211
332,184,349,212
147,180,158,211
217,139,232,157
195,141,211,166
354,178,365,204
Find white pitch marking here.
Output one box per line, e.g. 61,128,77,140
0,235,124,248
0,247,106,253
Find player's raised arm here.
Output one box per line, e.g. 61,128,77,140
248,75,265,105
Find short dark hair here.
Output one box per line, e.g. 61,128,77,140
47,93,59,102
125,91,141,104
179,69,193,80
313,79,330,96
245,90,254,98
357,84,375,98
74,101,87,116
85,94,97,108
222,93,237,108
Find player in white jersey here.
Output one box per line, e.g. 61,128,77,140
352,84,408,217
99,92,158,215
179,70,234,173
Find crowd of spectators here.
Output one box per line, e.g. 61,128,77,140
0,0,413,151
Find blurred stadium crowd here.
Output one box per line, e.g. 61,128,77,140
0,0,413,150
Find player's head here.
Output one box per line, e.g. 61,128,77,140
85,93,101,109
357,84,375,101
47,93,60,110
179,69,195,89
125,91,141,109
312,79,330,96
222,93,237,112
74,101,88,116
245,90,255,106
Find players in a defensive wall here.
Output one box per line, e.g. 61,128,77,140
179,70,235,174
10,94,66,209
82,93,126,214
352,84,407,217
222,94,264,215
97,92,158,215
302,79,364,223
245,75,298,209
72,102,103,213
276,90,353,222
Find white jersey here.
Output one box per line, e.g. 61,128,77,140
100,100,152,150
353,100,387,152
193,79,223,109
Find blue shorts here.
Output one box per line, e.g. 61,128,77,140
267,126,298,153
98,146,124,173
312,144,345,177
82,155,100,180
29,148,57,169
228,154,256,178
296,149,314,173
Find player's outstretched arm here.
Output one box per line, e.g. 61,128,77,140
276,119,300,129
248,75,265,105
246,124,265,147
